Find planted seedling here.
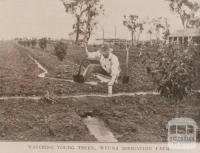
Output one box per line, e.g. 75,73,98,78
73,61,85,83
122,41,131,84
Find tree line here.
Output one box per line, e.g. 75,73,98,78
61,0,200,44
18,38,67,61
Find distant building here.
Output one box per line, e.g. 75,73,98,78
168,29,200,44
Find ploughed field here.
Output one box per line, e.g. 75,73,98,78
0,41,199,142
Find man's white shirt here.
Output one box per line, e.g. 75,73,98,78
87,51,120,77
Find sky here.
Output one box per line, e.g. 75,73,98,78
0,0,183,40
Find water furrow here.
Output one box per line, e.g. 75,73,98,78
83,116,118,142
29,55,98,86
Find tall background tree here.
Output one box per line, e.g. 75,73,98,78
147,30,153,42
61,0,104,43
165,0,200,29
189,17,200,28
153,17,170,41
123,15,145,45
162,18,170,40
136,22,145,42
82,1,104,41
146,17,170,41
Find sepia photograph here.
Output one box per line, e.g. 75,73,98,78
0,0,200,152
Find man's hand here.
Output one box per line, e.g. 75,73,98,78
83,41,87,46
107,74,118,86
125,41,131,52
108,76,116,86
84,42,89,56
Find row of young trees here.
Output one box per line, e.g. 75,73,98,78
18,38,67,61
18,39,37,48
18,38,47,50
123,15,170,45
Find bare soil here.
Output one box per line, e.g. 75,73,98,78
0,98,95,141
0,41,199,142
0,94,199,142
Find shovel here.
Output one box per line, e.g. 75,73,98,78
122,41,130,84
73,61,85,83
73,39,89,83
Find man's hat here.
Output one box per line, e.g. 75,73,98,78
100,44,113,53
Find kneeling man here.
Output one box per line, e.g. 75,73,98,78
83,43,120,86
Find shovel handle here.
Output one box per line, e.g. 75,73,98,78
78,63,82,75
77,60,85,75
126,49,129,75
125,41,130,75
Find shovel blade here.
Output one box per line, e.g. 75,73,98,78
73,75,85,83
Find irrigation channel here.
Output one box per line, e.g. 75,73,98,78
28,55,98,86
83,116,118,142
29,55,119,142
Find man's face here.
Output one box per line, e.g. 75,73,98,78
101,52,109,58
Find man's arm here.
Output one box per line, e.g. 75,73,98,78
84,43,100,60
84,42,90,57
